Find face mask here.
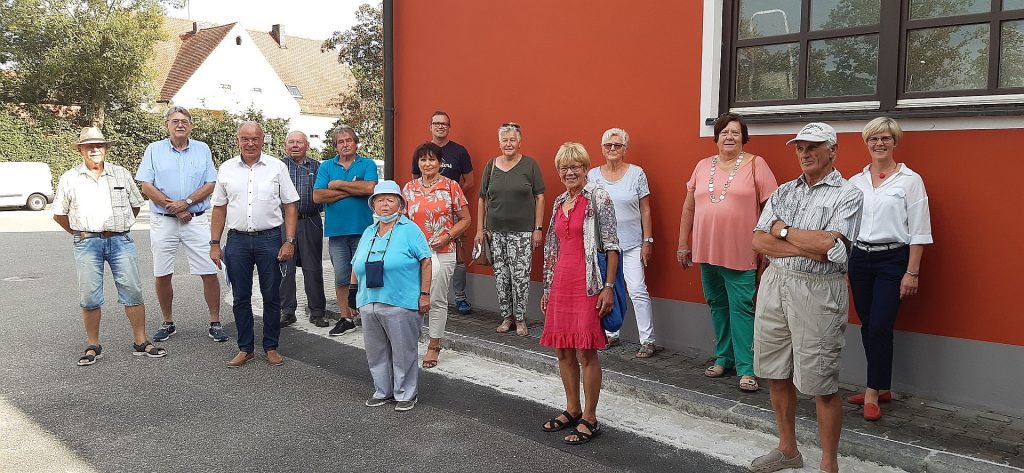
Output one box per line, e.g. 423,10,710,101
373,212,400,224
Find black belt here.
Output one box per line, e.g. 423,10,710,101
77,231,127,239
156,211,205,217
229,228,279,236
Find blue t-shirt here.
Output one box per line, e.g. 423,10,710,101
314,155,379,237
135,138,217,213
352,217,432,311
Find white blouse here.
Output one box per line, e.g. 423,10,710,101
849,163,933,245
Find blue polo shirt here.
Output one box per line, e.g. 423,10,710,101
314,154,379,237
135,138,217,213
352,217,431,311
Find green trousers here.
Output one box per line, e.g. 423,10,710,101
700,263,756,377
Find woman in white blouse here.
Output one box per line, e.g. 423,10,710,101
847,117,932,421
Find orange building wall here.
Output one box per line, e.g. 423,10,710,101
393,1,1024,347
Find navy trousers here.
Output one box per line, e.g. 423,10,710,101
225,227,283,353
848,245,909,390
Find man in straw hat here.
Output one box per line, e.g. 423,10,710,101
53,127,168,366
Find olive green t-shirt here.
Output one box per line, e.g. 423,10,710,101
479,156,546,232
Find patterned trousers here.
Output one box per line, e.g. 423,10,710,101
490,231,533,322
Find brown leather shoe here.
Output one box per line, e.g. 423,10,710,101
226,351,254,368
265,350,284,366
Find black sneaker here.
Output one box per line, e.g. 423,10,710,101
310,316,330,328
329,318,356,336
394,399,417,412
281,313,297,327
365,396,394,407
153,322,176,342
208,323,229,342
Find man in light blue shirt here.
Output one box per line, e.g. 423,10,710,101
136,106,227,344
313,125,378,336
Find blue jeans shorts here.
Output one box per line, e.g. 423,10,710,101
328,235,362,287
73,233,145,309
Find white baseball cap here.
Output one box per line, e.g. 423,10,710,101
786,122,837,145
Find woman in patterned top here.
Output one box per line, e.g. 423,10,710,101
539,142,619,445
403,142,471,369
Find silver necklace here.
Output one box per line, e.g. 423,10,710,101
708,153,744,203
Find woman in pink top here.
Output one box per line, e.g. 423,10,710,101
677,113,778,392
403,142,471,369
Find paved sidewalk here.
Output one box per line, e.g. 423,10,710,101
292,267,1023,473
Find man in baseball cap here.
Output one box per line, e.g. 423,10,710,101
53,127,167,366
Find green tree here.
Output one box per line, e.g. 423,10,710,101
322,2,383,159
0,0,165,126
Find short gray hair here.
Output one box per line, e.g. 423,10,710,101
497,123,522,141
285,130,308,141
332,125,359,146
601,128,629,148
164,106,192,122
237,121,264,137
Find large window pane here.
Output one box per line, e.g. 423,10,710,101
736,43,800,101
1001,20,1024,88
807,35,879,97
910,0,989,20
906,24,990,92
738,0,801,39
810,0,880,31
1005,0,1024,11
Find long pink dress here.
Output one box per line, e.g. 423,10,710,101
540,195,606,350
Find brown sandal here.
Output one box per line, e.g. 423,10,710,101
496,318,514,333
422,345,442,369
636,343,660,358
515,320,529,336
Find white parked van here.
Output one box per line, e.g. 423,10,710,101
0,162,55,211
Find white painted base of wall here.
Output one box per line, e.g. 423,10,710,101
460,273,1024,416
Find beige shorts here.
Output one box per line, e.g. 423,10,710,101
753,265,848,396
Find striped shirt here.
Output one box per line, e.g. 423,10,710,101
755,169,863,274
283,155,323,216
54,163,144,233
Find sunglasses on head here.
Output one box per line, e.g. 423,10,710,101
500,122,521,130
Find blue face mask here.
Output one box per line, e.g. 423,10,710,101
373,212,400,224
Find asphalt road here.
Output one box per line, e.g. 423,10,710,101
0,224,742,472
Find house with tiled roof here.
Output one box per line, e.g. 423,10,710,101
150,17,352,150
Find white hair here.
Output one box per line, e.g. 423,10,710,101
601,128,629,148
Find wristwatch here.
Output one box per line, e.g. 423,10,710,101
604,282,614,289
185,198,194,206
778,225,791,240
644,237,654,244
209,239,220,245
285,238,297,245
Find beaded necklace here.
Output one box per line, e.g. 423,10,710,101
708,153,744,203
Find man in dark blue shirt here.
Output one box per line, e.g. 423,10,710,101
280,131,328,328
411,111,475,314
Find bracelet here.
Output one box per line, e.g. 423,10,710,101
906,271,919,276
420,291,430,296
676,249,690,254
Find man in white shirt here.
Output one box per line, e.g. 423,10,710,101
53,127,167,366
210,122,299,367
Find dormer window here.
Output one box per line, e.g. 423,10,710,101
220,84,231,91
287,85,303,98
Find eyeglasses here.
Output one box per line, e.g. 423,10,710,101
431,122,450,128
602,143,625,150
500,122,521,130
558,164,585,174
168,119,191,126
866,136,895,144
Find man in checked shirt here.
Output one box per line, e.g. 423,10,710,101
748,122,863,473
279,131,328,328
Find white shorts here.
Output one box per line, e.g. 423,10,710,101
149,211,217,277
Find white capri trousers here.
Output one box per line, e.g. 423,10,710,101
427,251,457,339
605,246,656,344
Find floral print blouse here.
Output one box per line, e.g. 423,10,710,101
402,176,469,254
543,182,620,297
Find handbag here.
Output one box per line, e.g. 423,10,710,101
597,251,627,332
469,161,499,267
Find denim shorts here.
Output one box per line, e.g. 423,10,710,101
73,233,145,309
328,235,362,287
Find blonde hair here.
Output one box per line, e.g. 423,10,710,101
862,117,903,145
554,142,590,169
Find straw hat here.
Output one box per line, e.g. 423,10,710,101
74,127,112,149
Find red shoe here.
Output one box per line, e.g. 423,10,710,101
847,391,892,405
864,402,882,421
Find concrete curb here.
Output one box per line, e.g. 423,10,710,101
438,331,1021,473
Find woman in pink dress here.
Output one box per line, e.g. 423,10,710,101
539,142,620,445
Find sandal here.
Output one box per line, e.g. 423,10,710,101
740,376,760,392
496,318,514,333
515,320,529,337
77,344,103,366
635,342,660,358
132,340,167,358
563,418,601,445
422,345,442,369
542,410,581,432
704,365,727,378
599,336,620,350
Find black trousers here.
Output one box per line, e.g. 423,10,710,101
848,245,909,390
280,216,327,317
